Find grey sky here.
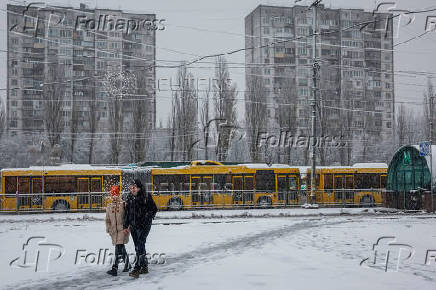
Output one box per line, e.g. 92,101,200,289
1,0,435,126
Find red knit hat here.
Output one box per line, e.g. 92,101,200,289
110,185,120,196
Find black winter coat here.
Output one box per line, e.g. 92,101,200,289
123,189,157,229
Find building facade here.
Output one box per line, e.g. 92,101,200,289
245,5,394,164
6,3,156,146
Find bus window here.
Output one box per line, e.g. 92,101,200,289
277,176,287,192
324,174,333,190
356,174,378,189
244,176,254,202
277,175,287,201
44,176,76,193
289,176,298,190
174,175,189,193
244,176,254,191
380,175,387,189
5,176,17,194
232,176,243,202
18,177,30,206
255,170,275,192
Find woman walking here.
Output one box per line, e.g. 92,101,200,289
106,185,131,276
123,179,158,278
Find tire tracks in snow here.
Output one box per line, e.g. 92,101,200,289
8,217,355,290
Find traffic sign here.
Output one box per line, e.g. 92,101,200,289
419,142,430,157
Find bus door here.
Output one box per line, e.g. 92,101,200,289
232,176,243,205
190,176,201,207
31,178,43,209
277,175,287,205
345,175,354,204
379,174,387,204
18,177,30,209
243,176,255,205
334,175,344,204
289,175,299,204
77,178,90,208
200,176,213,206
90,177,103,209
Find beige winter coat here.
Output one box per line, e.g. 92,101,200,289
105,197,129,245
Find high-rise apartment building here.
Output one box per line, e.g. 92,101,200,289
6,3,156,142
245,4,394,163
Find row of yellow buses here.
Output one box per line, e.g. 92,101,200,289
0,161,387,212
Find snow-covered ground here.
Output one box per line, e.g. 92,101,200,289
1,208,435,290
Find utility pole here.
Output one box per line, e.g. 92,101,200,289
310,0,321,205
430,94,434,213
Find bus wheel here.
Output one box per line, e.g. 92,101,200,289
52,200,70,211
257,196,272,208
168,198,183,211
360,195,374,207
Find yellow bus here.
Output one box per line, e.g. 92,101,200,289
0,161,388,212
152,161,301,210
304,163,388,206
0,165,121,212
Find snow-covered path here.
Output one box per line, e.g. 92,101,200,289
1,209,436,290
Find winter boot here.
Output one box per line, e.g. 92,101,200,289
106,266,118,276
129,268,140,279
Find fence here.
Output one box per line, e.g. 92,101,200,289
382,190,436,212
0,188,386,213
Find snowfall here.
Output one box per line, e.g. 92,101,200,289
1,208,436,290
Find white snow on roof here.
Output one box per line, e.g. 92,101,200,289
1,164,120,172
237,163,294,169
352,163,388,168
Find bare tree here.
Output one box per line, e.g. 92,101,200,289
130,72,150,162
200,88,211,159
172,65,198,161
213,56,237,161
396,104,409,147
43,64,65,150
245,70,268,162
423,78,435,142
105,69,136,164
276,80,298,164
168,97,177,161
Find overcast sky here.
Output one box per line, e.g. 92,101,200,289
1,0,435,126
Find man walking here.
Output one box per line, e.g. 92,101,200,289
123,179,158,278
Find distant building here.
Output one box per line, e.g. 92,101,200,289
245,4,394,163
6,3,156,140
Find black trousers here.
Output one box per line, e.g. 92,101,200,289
130,224,152,269
113,244,128,268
